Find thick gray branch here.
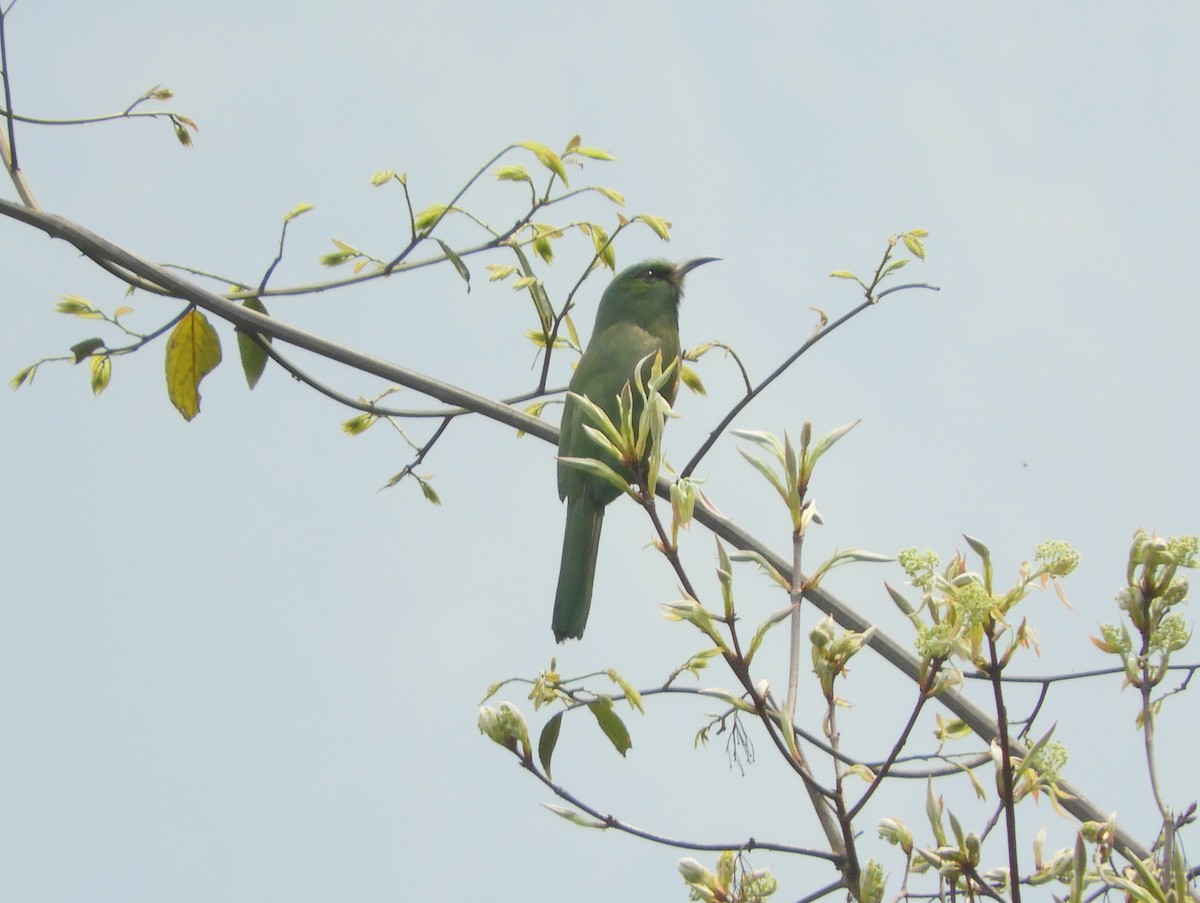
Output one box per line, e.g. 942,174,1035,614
0,198,1154,867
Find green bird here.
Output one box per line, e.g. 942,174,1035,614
552,256,718,642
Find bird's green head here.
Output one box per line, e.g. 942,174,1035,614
592,257,719,332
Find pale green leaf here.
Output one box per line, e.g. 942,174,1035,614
541,804,606,829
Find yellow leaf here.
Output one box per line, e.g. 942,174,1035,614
165,308,223,421
283,202,313,222
680,364,706,396
572,146,616,161
593,186,625,206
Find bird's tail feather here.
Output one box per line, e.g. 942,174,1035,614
552,498,604,642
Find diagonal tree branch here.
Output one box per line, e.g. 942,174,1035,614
0,197,1158,870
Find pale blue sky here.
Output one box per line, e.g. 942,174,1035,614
3,3,1198,901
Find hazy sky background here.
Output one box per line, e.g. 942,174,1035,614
3,3,1198,901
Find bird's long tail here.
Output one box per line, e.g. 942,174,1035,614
552,496,604,642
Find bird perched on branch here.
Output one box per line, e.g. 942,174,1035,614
552,257,718,642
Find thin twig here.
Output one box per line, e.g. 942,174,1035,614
522,758,840,862
985,631,1022,903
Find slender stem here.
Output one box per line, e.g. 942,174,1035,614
846,665,940,821
795,878,847,903
681,297,874,478
0,2,18,170
986,629,1022,903
784,525,804,720
0,4,36,208
521,757,840,862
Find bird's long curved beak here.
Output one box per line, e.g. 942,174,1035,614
675,256,721,279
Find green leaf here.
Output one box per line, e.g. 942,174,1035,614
419,478,441,505
533,235,554,264
369,169,396,186
435,239,471,290
165,308,223,421
587,697,632,756
518,140,569,186
236,297,270,389
486,264,517,282
90,354,111,397
69,337,106,363
634,213,671,241
538,712,563,779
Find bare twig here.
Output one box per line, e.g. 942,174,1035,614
522,757,841,863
